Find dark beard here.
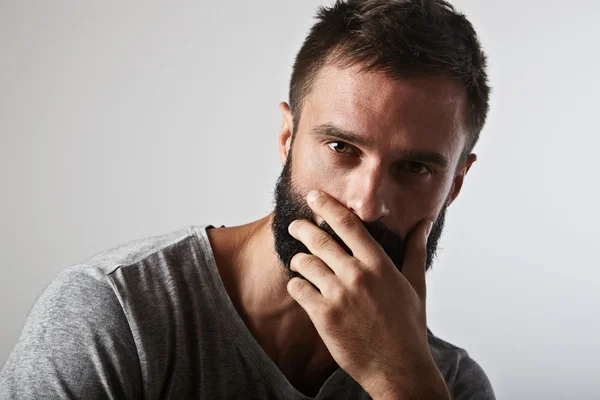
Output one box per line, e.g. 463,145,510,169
271,152,447,282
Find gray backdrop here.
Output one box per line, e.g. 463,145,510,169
1,1,598,399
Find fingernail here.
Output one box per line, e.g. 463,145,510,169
307,190,322,203
288,220,297,232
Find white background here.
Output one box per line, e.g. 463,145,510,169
1,1,599,398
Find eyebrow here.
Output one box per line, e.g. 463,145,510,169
311,123,451,168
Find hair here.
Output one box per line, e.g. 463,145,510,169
289,0,490,164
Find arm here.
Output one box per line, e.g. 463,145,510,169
373,354,495,400
0,266,142,399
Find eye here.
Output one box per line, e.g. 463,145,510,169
402,161,431,175
327,141,355,155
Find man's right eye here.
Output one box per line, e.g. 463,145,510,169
327,141,355,155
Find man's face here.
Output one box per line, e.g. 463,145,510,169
272,64,473,279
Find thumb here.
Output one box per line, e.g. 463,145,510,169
401,219,432,301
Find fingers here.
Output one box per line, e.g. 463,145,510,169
287,276,321,316
288,218,355,276
305,190,383,263
290,252,337,293
287,253,334,316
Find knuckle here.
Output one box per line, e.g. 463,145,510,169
302,255,320,269
291,279,311,299
347,267,368,286
328,285,345,305
312,233,333,249
321,302,342,325
335,212,357,230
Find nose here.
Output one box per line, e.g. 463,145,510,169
346,164,391,223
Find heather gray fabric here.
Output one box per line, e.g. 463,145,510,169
0,225,495,399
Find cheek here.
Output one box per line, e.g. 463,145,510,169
389,178,452,236
292,143,346,194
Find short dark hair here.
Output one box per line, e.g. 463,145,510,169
289,0,490,163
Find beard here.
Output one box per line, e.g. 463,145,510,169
271,152,447,283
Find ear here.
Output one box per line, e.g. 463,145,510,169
278,102,294,165
445,153,477,208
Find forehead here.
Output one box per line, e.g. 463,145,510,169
300,64,468,164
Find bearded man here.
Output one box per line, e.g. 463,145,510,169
1,1,494,398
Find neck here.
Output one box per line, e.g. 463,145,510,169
206,214,338,390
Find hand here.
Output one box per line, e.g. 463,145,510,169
286,190,449,399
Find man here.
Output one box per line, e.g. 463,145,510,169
0,0,494,398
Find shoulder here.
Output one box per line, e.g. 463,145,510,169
37,224,213,337
0,225,213,398
427,329,496,400
81,225,203,275
27,224,203,314
0,265,138,397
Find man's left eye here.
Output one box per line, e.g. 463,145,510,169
404,162,430,174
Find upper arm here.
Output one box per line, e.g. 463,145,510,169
0,267,143,399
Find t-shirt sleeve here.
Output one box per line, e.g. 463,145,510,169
451,352,496,400
0,266,143,399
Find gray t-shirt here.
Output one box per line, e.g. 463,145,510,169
0,225,495,399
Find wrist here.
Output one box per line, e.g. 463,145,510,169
369,364,450,400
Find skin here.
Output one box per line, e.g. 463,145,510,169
207,63,477,398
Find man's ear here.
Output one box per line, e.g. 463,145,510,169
446,153,477,208
278,102,294,165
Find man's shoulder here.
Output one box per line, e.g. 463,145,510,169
79,225,207,276
5,224,218,385
42,224,214,316
427,329,496,399
0,226,210,399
